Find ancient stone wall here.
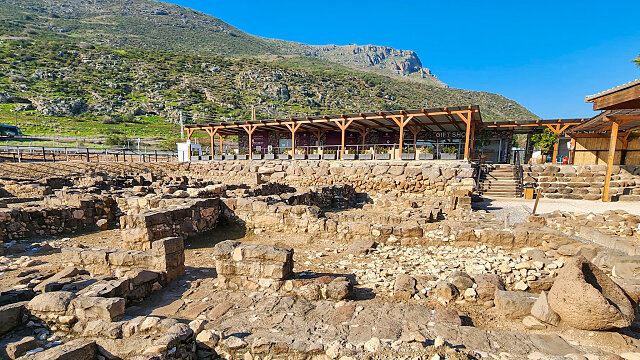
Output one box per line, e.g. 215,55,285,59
189,160,476,196
523,164,640,200
221,195,442,242
213,240,294,290
0,195,116,241
61,237,185,282
120,198,219,250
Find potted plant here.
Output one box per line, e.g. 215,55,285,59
278,149,290,160
308,148,321,160
418,146,434,160
213,150,223,160
343,149,356,160
401,147,416,160
375,146,391,160
265,148,276,160
440,146,458,160
323,149,336,160
294,148,306,160
237,150,248,160
251,151,262,160
224,152,236,160
358,149,373,160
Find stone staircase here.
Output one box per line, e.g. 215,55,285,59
478,164,522,197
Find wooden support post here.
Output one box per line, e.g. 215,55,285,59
241,125,258,160
603,119,619,202
569,137,576,165
391,115,414,158
332,117,354,159
186,128,195,161
456,111,473,161
42,147,46,162
311,129,326,152
284,122,302,157
205,127,218,156
219,136,224,154
355,127,371,151
406,123,425,156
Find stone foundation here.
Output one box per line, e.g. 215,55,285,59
188,160,476,196
61,237,185,282
120,198,219,250
523,164,640,200
0,194,117,241
213,240,294,290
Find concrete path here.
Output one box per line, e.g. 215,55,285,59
473,196,640,225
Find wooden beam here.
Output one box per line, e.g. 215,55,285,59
204,127,219,155
589,85,640,111
390,115,413,157
455,111,472,160
603,118,619,202
284,122,302,157
332,117,354,159
241,124,258,159
355,127,371,149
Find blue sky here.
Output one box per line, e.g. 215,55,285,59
166,1,640,119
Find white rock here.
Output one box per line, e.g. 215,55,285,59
364,337,381,352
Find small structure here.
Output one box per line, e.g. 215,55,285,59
569,79,640,201
176,141,201,162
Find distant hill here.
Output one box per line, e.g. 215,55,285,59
1,0,442,86
0,0,538,137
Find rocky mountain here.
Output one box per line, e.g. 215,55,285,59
0,0,444,86
0,0,538,133
278,43,443,86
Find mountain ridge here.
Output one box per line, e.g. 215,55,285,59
1,0,445,86
0,0,539,136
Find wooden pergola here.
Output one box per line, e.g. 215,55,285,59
574,79,640,201
184,106,482,160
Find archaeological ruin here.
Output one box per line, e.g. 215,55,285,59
0,156,638,360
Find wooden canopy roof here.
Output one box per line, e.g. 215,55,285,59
586,79,640,111
567,109,640,134
184,106,482,135
482,118,585,133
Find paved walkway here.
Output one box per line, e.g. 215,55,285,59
473,196,640,225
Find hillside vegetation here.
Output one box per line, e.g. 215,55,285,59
0,0,539,139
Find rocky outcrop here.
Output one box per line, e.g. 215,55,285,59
300,44,445,86
548,256,636,330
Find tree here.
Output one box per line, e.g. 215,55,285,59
635,54,640,67
531,128,557,155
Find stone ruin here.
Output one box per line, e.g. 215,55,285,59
0,160,639,360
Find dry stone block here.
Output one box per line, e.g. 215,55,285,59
72,296,126,322
0,301,26,336
214,240,293,289
6,336,38,359
21,338,96,360
548,256,635,330
494,290,538,319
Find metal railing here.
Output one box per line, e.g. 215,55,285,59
513,150,524,197
0,145,174,163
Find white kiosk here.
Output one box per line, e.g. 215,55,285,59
177,141,201,162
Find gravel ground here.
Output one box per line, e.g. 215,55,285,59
473,196,640,226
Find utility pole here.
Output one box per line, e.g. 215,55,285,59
180,112,184,139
